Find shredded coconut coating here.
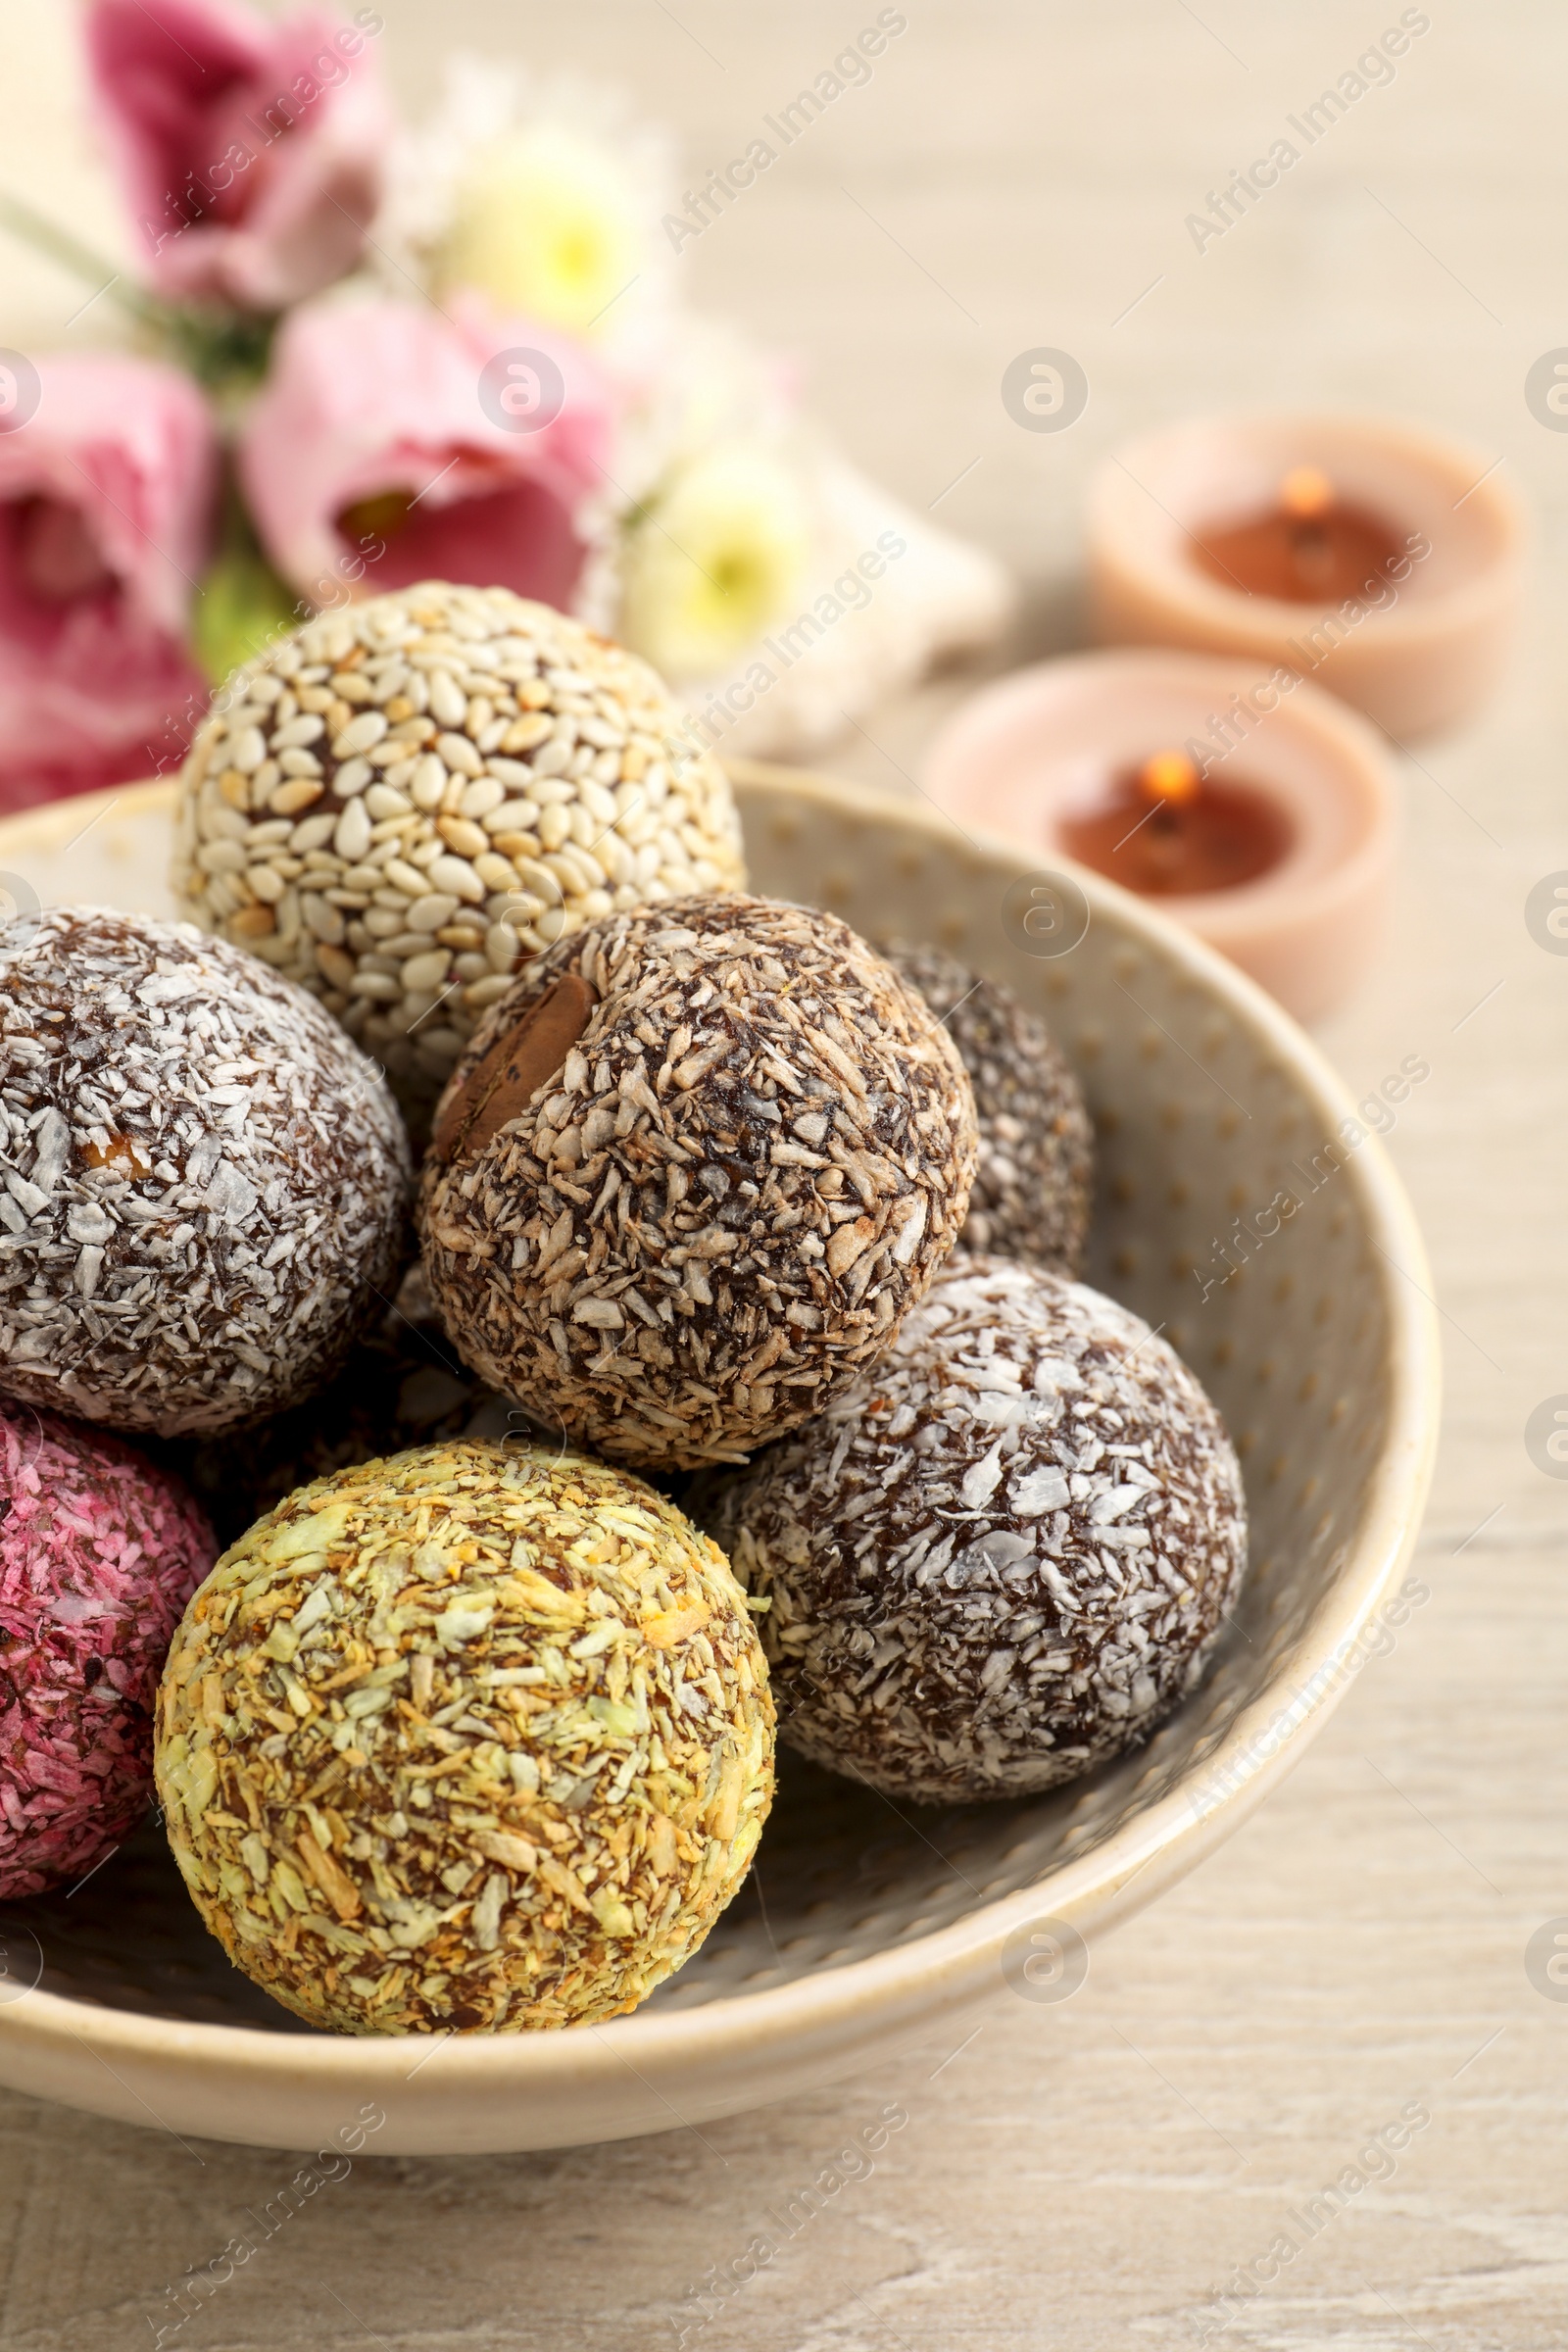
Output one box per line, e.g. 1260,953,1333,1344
0,1403,215,1897
419,896,979,1470
163,1265,493,1550
172,582,746,1132
880,941,1093,1273
155,1441,773,2034
708,1256,1248,1802
0,909,412,1438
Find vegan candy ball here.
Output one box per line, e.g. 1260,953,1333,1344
419,896,979,1468
708,1255,1248,1802
880,940,1093,1273
155,1442,774,2034
0,908,411,1439
0,1403,215,1898
172,582,747,1126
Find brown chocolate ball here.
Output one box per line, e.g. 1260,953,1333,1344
706,1254,1248,1802
418,896,978,1469
879,941,1092,1273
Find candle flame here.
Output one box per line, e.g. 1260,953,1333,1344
1140,750,1200,807
1279,466,1334,520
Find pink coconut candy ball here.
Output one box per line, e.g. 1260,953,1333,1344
0,1403,215,1897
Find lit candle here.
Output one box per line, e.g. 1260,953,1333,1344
1087,414,1524,739
1192,467,1405,608
922,649,1397,1025
1056,748,1295,899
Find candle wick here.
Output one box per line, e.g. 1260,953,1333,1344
1059,760,1293,900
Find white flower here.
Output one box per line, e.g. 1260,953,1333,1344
441,124,644,336
375,57,674,344
617,443,809,683
660,447,1016,760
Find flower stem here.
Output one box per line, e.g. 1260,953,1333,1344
0,188,168,329
192,461,301,687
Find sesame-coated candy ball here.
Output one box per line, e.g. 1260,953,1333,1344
418,895,979,1469
172,582,746,1131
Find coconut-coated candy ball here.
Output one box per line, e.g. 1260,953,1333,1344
0,908,412,1439
0,1402,215,1897
419,895,979,1469
879,941,1093,1273
708,1255,1247,1803
155,1442,773,2034
172,581,747,1130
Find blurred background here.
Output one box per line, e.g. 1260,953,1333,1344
2,6,1565,2345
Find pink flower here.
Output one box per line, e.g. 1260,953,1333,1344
84,0,393,313
0,354,216,809
238,292,612,612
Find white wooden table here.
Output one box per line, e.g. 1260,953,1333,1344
2,3,1566,2344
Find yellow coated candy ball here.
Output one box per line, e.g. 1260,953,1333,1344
155,1441,774,2034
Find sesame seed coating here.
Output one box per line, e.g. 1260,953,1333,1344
418,896,980,1470
0,1403,215,1897
707,1255,1248,1802
155,1441,773,2034
172,582,747,1133
0,909,412,1439
879,941,1093,1273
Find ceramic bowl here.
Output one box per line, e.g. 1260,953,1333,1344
0,762,1439,2154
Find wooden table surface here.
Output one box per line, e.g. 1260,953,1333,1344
3,3,1567,2345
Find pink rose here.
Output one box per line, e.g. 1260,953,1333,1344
84,0,392,313
238,293,612,613
0,354,215,809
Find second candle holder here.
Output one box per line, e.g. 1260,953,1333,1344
1086,411,1524,740
922,649,1397,1025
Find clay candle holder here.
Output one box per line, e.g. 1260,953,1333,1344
921,649,1397,1024
1086,413,1525,739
